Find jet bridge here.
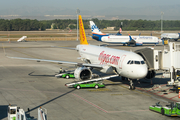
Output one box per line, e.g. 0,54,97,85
162,42,180,90
135,42,180,91
135,47,159,70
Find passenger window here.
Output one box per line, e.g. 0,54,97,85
130,61,133,64
141,61,145,64
135,61,140,64
127,60,131,64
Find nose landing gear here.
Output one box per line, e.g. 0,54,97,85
128,79,135,90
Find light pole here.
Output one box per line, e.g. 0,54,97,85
76,8,80,41
161,12,164,33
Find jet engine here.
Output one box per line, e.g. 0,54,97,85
92,36,100,41
127,39,136,47
74,67,92,80
127,39,143,46
145,70,156,79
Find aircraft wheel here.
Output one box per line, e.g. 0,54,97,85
76,85,81,89
161,108,164,115
129,84,135,90
176,87,179,93
95,85,99,89
66,75,70,79
132,84,135,90
129,86,132,90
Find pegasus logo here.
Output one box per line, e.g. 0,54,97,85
79,18,86,42
91,25,100,32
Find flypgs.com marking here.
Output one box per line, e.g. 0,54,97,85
98,51,120,65
79,18,86,42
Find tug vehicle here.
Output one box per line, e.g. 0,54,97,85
149,102,180,117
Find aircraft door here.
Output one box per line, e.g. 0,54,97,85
118,55,126,69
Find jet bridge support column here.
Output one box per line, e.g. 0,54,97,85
169,42,174,85
166,42,180,93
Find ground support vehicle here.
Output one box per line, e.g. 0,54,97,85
74,81,105,89
61,73,75,79
149,102,180,117
65,75,118,87
8,104,47,120
55,72,74,79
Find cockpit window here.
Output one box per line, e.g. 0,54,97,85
127,60,131,64
135,61,140,64
141,61,145,64
128,60,145,65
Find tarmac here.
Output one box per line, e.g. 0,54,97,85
0,40,179,120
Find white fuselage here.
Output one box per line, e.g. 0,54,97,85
76,44,148,79
161,33,179,39
101,35,161,44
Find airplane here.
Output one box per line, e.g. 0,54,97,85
90,21,162,46
161,33,180,41
5,15,156,90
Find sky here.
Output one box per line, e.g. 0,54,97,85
0,0,180,20
0,0,178,10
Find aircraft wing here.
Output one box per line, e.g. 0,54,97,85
51,46,77,50
7,56,103,68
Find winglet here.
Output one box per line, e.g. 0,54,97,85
79,15,88,45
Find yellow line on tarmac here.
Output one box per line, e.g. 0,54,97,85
87,88,111,92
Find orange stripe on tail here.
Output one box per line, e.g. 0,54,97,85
79,15,88,45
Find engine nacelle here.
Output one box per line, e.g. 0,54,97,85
145,70,156,79
74,67,92,80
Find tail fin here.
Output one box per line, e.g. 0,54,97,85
79,15,88,45
89,21,103,35
129,34,133,41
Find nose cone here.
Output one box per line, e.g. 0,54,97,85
137,66,148,79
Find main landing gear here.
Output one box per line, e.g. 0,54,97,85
128,79,135,90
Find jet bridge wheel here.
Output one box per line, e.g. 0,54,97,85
176,87,179,93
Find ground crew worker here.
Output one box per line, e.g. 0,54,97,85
59,68,63,73
59,68,66,73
